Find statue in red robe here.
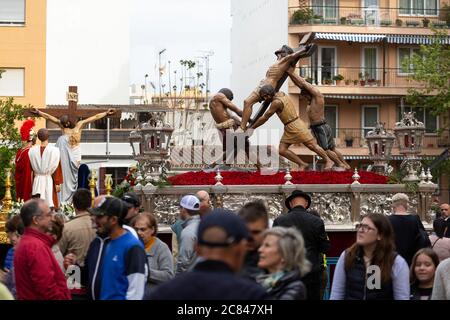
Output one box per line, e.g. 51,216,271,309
15,119,36,201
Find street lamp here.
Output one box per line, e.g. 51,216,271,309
366,122,395,175
394,112,426,182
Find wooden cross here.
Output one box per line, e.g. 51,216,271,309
24,86,116,124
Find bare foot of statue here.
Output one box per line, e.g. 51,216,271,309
292,163,309,172
299,32,316,45
323,161,334,171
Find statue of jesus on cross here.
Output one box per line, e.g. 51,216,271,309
29,86,116,202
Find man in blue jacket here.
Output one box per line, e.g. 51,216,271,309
89,196,147,300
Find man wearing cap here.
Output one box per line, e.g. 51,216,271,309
150,209,268,300
89,196,147,300
121,192,141,239
176,195,201,274
273,190,330,300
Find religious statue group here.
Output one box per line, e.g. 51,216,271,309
14,108,114,209
209,32,350,171
14,32,350,208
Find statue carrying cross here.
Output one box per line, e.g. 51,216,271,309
27,86,116,202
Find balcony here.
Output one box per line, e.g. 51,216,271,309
332,128,449,149
48,129,133,144
289,5,450,30
297,66,424,88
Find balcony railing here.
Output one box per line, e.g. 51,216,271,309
289,6,450,28
48,129,133,144
332,128,449,148
298,66,423,88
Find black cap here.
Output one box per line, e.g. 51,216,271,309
122,192,141,208
88,197,125,218
285,190,311,210
197,209,250,247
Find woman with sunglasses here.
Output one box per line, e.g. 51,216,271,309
330,213,410,300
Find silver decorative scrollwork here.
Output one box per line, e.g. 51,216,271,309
309,193,352,224
359,193,418,218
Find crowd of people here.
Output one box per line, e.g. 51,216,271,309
0,189,449,301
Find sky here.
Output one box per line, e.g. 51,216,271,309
130,0,231,95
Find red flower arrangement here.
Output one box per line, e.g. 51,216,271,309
168,170,388,185
124,167,137,187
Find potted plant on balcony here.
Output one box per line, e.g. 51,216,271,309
353,79,359,85
291,8,314,24
367,78,376,86
422,17,430,27
376,79,382,86
333,74,344,85
358,72,368,86
313,14,323,24
343,129,354,147
322,78,332,85
340,17,347,25
380,19,392,26
395,18,403,26
345,79,351,85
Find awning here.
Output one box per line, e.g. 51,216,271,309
315,33,385,43
386,34,450,45
344,155,436,160
314,33,450,45
324,94,400,100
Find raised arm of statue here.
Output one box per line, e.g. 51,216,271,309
76,109,116,129
30,108,62,128
287,69,323,98
219,95,243,117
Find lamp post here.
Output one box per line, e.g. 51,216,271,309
365,122,395,175
158,49,166,102
394,112,426,182
144,74,149,104
129,109,174,186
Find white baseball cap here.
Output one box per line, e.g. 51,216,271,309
180,195,200,211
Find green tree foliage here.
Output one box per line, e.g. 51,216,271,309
404,29,450,118
0,98,26,199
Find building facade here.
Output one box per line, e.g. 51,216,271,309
0,0,46,129
231,0,450,198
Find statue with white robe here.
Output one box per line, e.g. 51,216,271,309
29,130,61,208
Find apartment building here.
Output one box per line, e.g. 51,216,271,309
0,0,46,128
287,0,450,194
231,0,450,197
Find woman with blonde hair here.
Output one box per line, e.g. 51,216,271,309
257,227,310,300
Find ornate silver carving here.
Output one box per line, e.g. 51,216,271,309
309,193,352,224
220,194,284,222
152,195,181,225
359,193,418,218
